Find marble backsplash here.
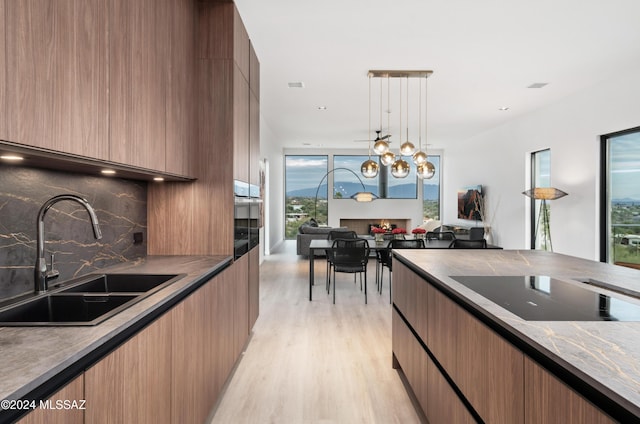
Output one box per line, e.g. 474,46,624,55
0,164,147,300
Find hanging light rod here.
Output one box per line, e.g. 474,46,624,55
367,70,433,78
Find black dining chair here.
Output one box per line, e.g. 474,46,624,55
426,231,456,241
448,239,487,249
325,231,358,293
378,238,425,303
469,227,485,240
330,238,370,304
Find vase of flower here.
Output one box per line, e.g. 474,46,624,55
412,228,426,239
371,227,386,244
392,228,407,240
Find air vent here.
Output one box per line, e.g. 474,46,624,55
288,82,305,88
527,82,548,89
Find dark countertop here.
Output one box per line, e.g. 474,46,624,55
394,249,640,420
0,255,232,406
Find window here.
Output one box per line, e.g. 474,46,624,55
423,155,441,221
284,155,328,238
531,149,551,250
332,155,417,199
332,156,379,199
601,127,640,268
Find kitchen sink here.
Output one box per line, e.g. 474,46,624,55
58,273,182,294
0,273,186,326
0,294,138,326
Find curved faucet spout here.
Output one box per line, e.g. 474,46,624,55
35,194,102,293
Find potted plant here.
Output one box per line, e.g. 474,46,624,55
412,227,426,239
392,228,407,240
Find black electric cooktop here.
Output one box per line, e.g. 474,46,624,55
450,275,640,321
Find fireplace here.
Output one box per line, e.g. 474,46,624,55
339,219,412,235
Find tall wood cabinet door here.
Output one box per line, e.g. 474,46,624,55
165,0,196,177
524,357,615,424
233,66,250,183
171,285,212,424
85,311,172,424
249,90,260,186
249,42,260,101
16,375,84,424
5,0,109,159
109,0,168,170
249,245,260,329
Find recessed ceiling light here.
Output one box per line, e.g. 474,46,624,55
498,107,510,111
527,83,548,89
317,106,327,110
153,177,165,182
101,169,116,175
288,82,305,88
0,154,24,161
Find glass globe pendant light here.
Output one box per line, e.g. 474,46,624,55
380,151,395,166
372,77,389,155
391,158,410,178
391,77,410,178
400,77,416,157
412,77,427,165
361,75,379,178
417,161,435,179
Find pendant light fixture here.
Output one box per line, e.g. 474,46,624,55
412,77,427,166
417,72,435,180
400,77,416,157
363,70,434,179
372,78,390,155
391,77,410,178
361,75,379,178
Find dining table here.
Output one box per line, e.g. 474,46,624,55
307,236,500,300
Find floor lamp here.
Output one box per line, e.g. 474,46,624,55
522,187,568,251
313,167,377,221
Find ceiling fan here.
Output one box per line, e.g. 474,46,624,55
354,130,391,143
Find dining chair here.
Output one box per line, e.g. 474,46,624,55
378,238,425,303
448,239,487,249
426,230,456,241
330,238,370,304
469,227,485,240
326,231,358,293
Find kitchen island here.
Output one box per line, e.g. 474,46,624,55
392,249,640,423
0,255,248,424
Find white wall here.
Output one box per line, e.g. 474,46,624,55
261,115,285,254
444,63,640,260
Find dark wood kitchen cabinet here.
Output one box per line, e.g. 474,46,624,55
15,375,84,424
393,259,617,424
84,311,172,424
172,260,249,424
5,0,109,160
3,0,195,176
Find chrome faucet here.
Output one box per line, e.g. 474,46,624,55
35,194,102,293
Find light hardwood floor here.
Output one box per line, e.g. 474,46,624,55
209,241,424,424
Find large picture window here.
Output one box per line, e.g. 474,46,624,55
332,155,417,199
530,149,551,250
601,127,640,269
284,155,328,238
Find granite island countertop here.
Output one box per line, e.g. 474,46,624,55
394,249,640,420
0,255,232,412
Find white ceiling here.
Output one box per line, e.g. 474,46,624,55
234,0,640,151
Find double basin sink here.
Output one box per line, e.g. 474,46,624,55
0,273,185,326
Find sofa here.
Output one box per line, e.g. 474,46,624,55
296,222,349,256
